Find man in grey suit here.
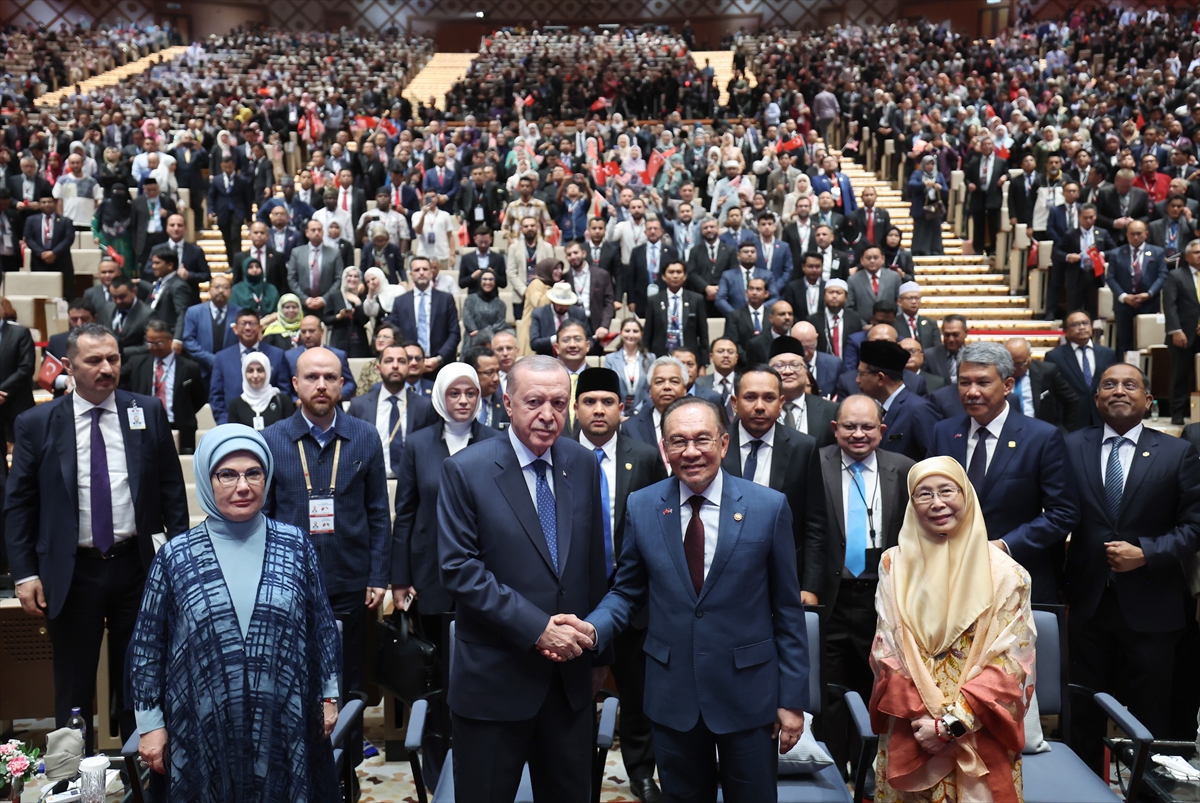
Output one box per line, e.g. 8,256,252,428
83,258,121,309
287,218,344,313
845,245,901,324
895,282,941,349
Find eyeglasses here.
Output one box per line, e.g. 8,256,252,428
212,468,267,487
835,422,879,433
911,486,962,504
1066,320,1092,329
664,436,719,454
1098,379,1144,392
771,361,805,374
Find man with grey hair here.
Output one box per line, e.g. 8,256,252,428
930,341,1079,604
437,354,608,801
622,355,688,449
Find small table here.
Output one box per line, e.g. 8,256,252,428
1110,739,1200,803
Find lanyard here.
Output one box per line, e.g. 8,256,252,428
843,460,880,546
386,403,405,446
298,437,341,495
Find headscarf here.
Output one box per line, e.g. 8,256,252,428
881,225,904,265
532,258,560,287
263,292,303,336
891,457,993,657
920,154,938,178
192,423,275,524
431,363,481,455
340,266,363,308
474,267,499,302
362,266,402,317
98,182,132,235
239,352,277,415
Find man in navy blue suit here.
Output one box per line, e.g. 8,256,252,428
437,356,608,802
751,212,793,296
575,396,810,802
347,344,436,478
422,150,458,205
1063,363,1200,769
1107,219,1167,356
206,154,253,262
791,320,843,399
716,242,774,317
929,342,1078,604
180,275,239,384
386,256,461,374
1044,310,1118,429
208,309,292,424
856,340,938,461
283,316,357,401
6,324,189,749
622,355,686,448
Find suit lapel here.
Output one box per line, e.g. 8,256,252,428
980,412,1022,498
1056,346,1087,393
877,456,903,546
115,393,143,504
821,448,846,540
768,427,790,489
1119,429,1158,523
551,441,574,574
54,399,79,511
1078,427,1107,519
656,479,697,601
493,446,557,575
947,414,970,466
699,476,745,603
614,438,634,543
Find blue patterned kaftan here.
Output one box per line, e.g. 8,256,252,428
129,520,342,803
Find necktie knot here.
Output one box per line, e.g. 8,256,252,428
594,446,605,461
532,458,549,479
850,461,865,478
1108,435,1125,449
688,495,705,516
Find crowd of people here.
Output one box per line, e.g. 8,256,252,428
1,4,1200,802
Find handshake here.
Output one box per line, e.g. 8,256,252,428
536,613,598,662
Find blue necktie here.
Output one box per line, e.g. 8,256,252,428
1080,344,1092,388
594,447,613,577
417,291,430,354
532,459,559,573
386,396,403,472
478,403,488,426
90,409,114,553
743,439,763,484
1105,435,1126,524
846,462,867,576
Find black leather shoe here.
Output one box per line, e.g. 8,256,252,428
630,776,664,803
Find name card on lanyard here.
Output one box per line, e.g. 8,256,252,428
299,438,341,534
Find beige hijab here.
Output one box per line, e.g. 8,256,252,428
891,456,994,657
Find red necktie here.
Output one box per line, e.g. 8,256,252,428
154,359,167,408
871,273,879,295
832,315,841,357
866,210,874,242
909,316,917,334
394,187,401,207
341,190,348,211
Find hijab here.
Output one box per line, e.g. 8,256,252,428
362,266,402,315
474,267,499,302
532,258,560,287
98,182,132,235
920,154,938,179
192,423,275,537
891,457,993,657
239,352,277,415
263,292,303,336
881,226,904,265
340,266,363,308
431,362,481,455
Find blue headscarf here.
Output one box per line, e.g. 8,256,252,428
193,424,275,524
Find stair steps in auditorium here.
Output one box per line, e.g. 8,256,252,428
401,53,477,111
691,51,756,107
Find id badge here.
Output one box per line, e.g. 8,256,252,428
253,415,265,431
128,404,146,430
474,206,484,221
309,497,335,534
427,231,437,245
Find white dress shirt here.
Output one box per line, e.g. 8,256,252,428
75,392,136,548
679,469,723,579
1013,373,1035,417
153,353,176,423
841,450,882,548
509,426,555,504
411,286,433,321
375,386,407,477
966,403,1011,474
781,394,808,434
1074,341,1095,379
582,432,618,539
1100,423,1142,490
805,281,821,316
737,422,775,485
572,266,592,316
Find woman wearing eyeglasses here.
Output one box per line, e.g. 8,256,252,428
869,456,1034,803
128,424,342,802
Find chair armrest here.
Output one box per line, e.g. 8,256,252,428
405,699,429,752
122,731,140,758
596,696,618,751
330,699,366,750
844,690,875,741
1094,693,1153,742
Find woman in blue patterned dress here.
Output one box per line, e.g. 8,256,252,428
129,424,342,802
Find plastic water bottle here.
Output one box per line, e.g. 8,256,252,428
1150,400,1160,421
67,707,88,753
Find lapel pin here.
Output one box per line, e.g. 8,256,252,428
1142,451,1150,457
562,470,567,478
663,508,673,515
954,433,962,439
1008,441,1017,448
734,512,743,521
625,462,633,470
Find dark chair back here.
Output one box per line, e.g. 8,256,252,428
805,609,822,716
1031,604,1070,740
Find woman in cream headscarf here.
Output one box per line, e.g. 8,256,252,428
870,457,1034,803
782,173,818,221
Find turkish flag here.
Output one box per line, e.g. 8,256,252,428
1087,245,1106,278
603,162,621,178
779,137,804,153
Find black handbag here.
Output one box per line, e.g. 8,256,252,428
372,609,441,705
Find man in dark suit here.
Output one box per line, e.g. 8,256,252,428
580,395,810,803
465,348,510,431
207,154,254,262
421,152,458,206
0,186,21,277
642,260,709,362
564,241,615,348
923,314,968,384
6,323,188,750
437,356,607,802
283,316,359,401
1107,220,1167,356
529,285,588,357
626,223,680,314
144,247,193,342
333,169,367,233
622,356,686,448
1005,337,1079,429
1147,193,1198,259
6,157,52,231
0,316,36,442
23,193,74,298
456,164,502,232
715,242,774,318
83,259,120,309
151,215,211,302
287,219,344,313
725,277,772,360
347,344,435,479
1164,240,1200,423
851,186,890,248
1095,170,1151,246
128,178,177,268
574,368,668,803
1045,310,1119,429
41,299,95,398
855,340,938,461
811,224,850,282
231,221,287,290
929,342,1079,603
582,216,624,296
119,320,207,453
750,212,793,297
791,320,844,399
810,278,863,359
1063,363,1200,771
1007,154,1040,230
895,281,941,349
686,217,735,319
900,338,945,394
171,133,208,229
1052,204,1115,319
457,227,506,294
265,205,305,268
784,252,827,321
263,347,392,785
964,138,1008,256
257,177,316,231
385,256,461,373
1045,181,1083,246
745,298,793,365
98,278,154,359
816,393,915,773
181,275,239,385
767,335,839,447
208,310,292,424
248,142,275,201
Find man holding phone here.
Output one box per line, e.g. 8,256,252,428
412,193,457,273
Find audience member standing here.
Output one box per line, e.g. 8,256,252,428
0,313,35,443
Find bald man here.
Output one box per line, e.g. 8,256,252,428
790,320,844,398
834,323,928,399
1005,337,1078,430
1106,219,1167,355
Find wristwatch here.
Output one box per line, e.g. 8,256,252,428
941,714,967,739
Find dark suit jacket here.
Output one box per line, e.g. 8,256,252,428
1106,243,1168,311
817,445,914,616
206,170,254,225
627,242,681,313
1016,360,1079,430
346,384,437,445
129,194,178,257
1095,186,1151,244
529,304,588,356
1147,216,1198,256
208,342,292,424
851,206,891,246
0,322,36,439
1064,426,1200,632
685,241,736,305
610,435,669,571
577,266,616,335
965,153,1009,212
784,279,826,321
642,289,709,361
1044,342,1118,429
457,251,506,294
120,353,207,435
98,299,154,358
810,308,864,358
479,389,510,430
146,276,193,340
800,393,839,449
895,313,941,350
745,329,784,366
725,305,767,360
231,247,289,293
391,419,499,612
621,404,661,447
923,344,960,383
456,182,502,231
1051,226,1116,278
4,391,189,618
1164,265,1200,348
930,412,1078,603
879,386,937,461
284,345,359,401
385,288,462,366
438,434,608,719
809,351,844,398
23,211,73,277
1007,171,1040,226
5,175,52,211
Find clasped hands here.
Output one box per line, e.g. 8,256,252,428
536,613,596,662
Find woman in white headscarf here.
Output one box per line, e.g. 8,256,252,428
362,265,405,340
69,141,98,178
227,352,289,430
870,457,1033,803
324,266,370,358
782,172,818,221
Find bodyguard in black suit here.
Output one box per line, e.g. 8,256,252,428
641,260,709,362
437,357,608,802
206,155,254,261
574,368,668,803
98,278,154,359
1006,337,1079,430
1163,242,1200,422
1064,363,1200,771
1007,157,1040,228
119,320,207,453
1044,311,1120,429
0,318,35,442
144,247,193,341
5,324,188,749
23,195,74,298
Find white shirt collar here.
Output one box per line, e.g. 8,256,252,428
509,423,554,464
72,391,118,417
738,421,775,448
969,402,1010,440
841,450,878,472
1102,422,1143,445
580,430,617,460
679,467,724,508
883,384,905,411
